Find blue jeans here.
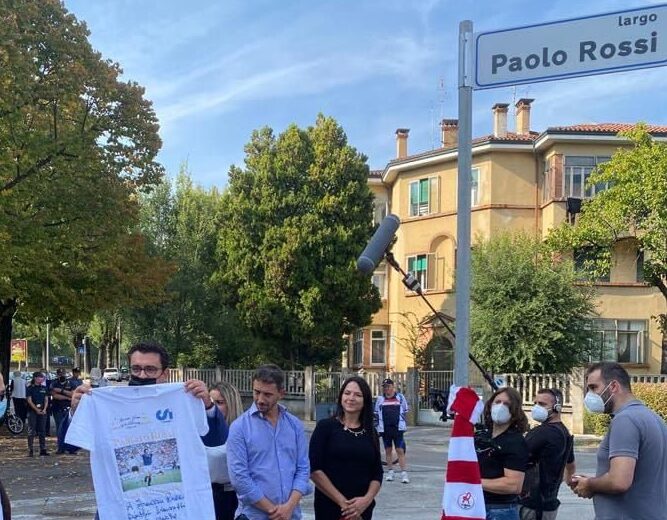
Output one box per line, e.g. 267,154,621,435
486,504,519,520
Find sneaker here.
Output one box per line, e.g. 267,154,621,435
385,469,394,482
39,450,50,457
401,471,410,484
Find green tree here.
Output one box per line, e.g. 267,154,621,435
0,0,167,381
548,125,667,373
128,169,261,368
216,115,381,368
470,232,596,373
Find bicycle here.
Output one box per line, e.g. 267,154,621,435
0,389,25,435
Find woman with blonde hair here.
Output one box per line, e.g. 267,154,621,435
207,381,244,520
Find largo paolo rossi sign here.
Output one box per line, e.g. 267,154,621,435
473,4,667,89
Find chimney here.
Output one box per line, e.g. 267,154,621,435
440,119,458,148
395,128,409,159
492,103,509,138
515,98,535,135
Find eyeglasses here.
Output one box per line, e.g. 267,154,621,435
130,365,162,377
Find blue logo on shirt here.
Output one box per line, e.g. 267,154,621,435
155,408,174,422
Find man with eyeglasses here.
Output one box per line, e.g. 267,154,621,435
67,342,229,519
70,342,227,444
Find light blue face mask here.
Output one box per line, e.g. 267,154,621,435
491,403,511,425
584,381,614,414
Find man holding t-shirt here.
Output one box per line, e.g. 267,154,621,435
69,342,229,520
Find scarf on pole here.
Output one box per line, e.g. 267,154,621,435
441,385,486,520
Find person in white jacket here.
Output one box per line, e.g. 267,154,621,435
374,378,409,483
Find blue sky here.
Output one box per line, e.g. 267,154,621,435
63,0,667,188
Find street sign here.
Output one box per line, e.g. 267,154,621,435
474,4,667,89
10,339,27,362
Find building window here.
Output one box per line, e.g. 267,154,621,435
574,248,610,282
407,253,436,291
409,177,439,217
471,167,480,207
373,199,388,225
372,270,387,299
591,319,647,364
563,156,611,199
352,330,363,366
636,250,644,283
371,330,386,364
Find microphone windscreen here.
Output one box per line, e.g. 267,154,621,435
356,214,400,274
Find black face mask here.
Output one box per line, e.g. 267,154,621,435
128,375,157,386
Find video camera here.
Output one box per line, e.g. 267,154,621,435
428,388,454,422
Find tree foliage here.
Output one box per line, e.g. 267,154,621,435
547,125,667,371
470,232,596,373
216,115,381,368
127,170,261,368
0,0,168,380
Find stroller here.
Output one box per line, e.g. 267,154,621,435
0,389,25,435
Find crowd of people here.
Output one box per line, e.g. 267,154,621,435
2,351,666,520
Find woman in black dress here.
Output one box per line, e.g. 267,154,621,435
309,376,383,520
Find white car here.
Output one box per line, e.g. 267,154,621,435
103,368,120,381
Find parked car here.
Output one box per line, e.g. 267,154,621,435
120,367,129,381
103,367,120,381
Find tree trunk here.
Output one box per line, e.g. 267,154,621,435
0,299,17,385
655,313,667,374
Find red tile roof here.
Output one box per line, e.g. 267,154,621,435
547,123,667,134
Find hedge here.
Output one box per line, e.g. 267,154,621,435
583,383,667,435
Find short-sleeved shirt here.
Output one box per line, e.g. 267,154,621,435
521,422,574,510
476,427,529,505
26,384,48,408
49,379,73,410
594,400,667,520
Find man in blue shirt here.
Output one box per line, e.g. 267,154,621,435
227,364,311,520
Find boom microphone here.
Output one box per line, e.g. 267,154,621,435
356,214,400,275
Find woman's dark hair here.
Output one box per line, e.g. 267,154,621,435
335,376,380,454
482,387,529,433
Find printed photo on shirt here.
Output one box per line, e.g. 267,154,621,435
114,438,182,492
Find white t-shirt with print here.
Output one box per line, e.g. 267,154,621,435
66,383,215,520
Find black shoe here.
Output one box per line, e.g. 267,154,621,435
28,450,34,458
39,450,50,456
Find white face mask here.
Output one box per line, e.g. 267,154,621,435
584,382,614,414
531,404,550,423
491,403,511,425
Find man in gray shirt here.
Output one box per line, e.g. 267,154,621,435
572,362,667,520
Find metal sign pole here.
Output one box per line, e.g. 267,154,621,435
455,20,473,387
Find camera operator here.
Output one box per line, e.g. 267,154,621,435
519,388,575,520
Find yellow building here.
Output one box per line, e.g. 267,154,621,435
348,99,667,376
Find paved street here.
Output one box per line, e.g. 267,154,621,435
2,422,597,519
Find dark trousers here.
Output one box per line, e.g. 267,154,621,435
12,397,28,422
212,484,238,520
52,407,68,441
27,410,47,452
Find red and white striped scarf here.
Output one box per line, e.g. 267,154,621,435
441,385,486,520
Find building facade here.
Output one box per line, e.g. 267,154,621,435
348,99,667,375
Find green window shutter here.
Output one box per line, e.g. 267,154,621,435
407,256,415,273
419,179,429,205
409,182,419,216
